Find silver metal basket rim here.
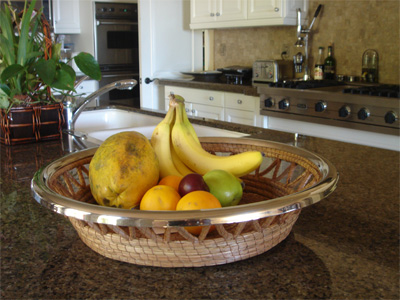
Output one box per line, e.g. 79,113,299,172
31,137,338,228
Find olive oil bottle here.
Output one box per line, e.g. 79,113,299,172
324,46,336,80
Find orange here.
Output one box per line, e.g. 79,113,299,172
158,175,183,192
176,191,222,235
140,185,181,211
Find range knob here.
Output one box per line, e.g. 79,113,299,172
384,111,398,124
278,98,290,110
101,7,107,12
264,97,274,108
357,107,370,120
338,105,351,118
315,101,327,112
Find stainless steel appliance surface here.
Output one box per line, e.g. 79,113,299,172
94,2,140,108
258,80,399,135
252,60,294,84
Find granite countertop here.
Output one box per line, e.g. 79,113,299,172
1,112,399,299
157,78,259,96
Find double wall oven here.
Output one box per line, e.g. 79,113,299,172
94,2,140,108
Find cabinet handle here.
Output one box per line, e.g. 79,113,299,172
185,108,190,113
192,109,196,114
237,99,243,104
209,96,214,101
210,13,215,17
274,7,279,12
216,12,220,16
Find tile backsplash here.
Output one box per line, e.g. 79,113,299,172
213,0,399,84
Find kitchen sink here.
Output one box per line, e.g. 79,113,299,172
74,108,248,145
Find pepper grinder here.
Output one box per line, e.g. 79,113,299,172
362,49,379,83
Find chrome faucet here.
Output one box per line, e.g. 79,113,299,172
294,4,322,81
63,79,138,132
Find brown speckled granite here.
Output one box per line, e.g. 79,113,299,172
157,79,259,96
1,113,399,299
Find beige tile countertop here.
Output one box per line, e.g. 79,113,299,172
1,107,399,299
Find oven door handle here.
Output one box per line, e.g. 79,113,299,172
96,20,138,26
101,73,139,78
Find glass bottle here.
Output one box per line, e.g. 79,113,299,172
324,46,336,80
314,47,324,80
362,49,379,83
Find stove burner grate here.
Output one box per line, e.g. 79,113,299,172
342,85,400,98
269,80,345,89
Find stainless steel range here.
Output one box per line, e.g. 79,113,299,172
257,80,399,136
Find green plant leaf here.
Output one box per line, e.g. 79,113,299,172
0,6,16,66
1,64,24,83
73,52,102,80
17,0,38,66
51,67,75,91
0,84,11,96
35,58,56,85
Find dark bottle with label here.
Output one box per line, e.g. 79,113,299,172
324,46,336,80
314,47,324,80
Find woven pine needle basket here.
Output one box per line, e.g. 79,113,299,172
31,137,338,267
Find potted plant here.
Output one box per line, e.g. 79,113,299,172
0,0,101,145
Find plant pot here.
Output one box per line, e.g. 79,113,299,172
0,103,65,146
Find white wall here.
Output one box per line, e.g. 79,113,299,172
139,0,202,110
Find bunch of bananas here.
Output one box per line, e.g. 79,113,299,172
151,94,263,179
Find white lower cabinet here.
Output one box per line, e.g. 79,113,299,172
164,86,260,126
224,93,261,126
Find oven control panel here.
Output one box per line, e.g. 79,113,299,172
95,3,138,20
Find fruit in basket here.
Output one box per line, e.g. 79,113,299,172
176,190,222,235
140,185,181,211
169,95,263,177
89,131,159,209
158,175,183,192
178,173,209,197
151,102,188,178
203,170,243,207
149,94,263,178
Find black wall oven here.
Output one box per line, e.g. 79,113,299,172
94,2,140,108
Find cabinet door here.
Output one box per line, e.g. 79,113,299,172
192,103,224,120
247,0,282,19
191,0,216,24
225,108,258,126
53,0,81,34
218,0,247,22
225,93,257,111
165,86,224,107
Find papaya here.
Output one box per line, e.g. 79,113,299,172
89,131,159,209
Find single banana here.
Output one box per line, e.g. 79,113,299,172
171,100,263,177
172,95,200,146
170,142,194,176
151,104,183,178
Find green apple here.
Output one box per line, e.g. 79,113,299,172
203,169,243,207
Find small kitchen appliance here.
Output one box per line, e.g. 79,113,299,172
252,60,294,84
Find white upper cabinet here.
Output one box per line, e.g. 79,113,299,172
52,0,81,34
190,0,308,29
191,0,246,24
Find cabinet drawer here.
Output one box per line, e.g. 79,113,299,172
225,93,257,111
165,86,224,107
